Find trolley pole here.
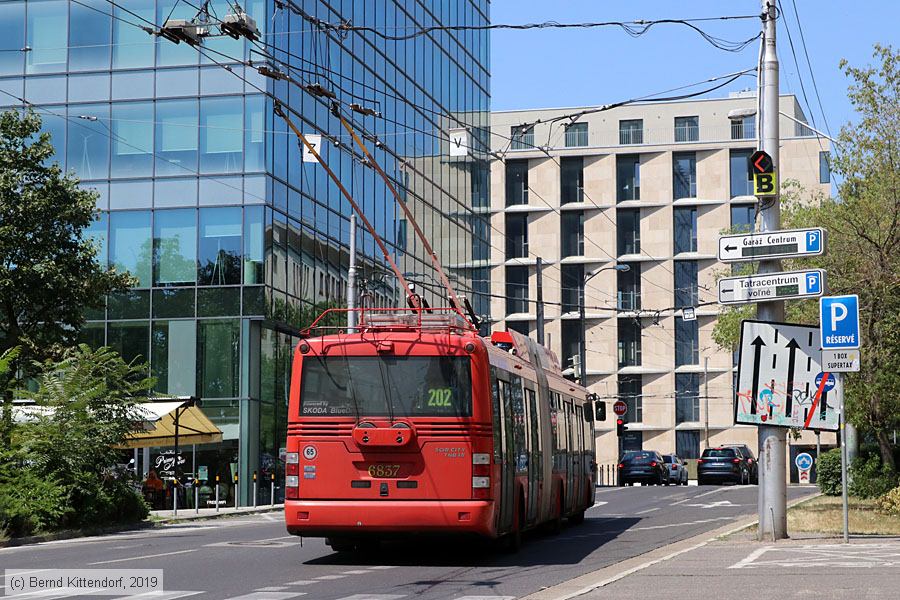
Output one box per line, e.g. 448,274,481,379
757,0,788,541
347,213,358,330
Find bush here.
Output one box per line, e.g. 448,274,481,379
0,468,72,537
816,448,843,496
849,449,900,499
875,485,900,516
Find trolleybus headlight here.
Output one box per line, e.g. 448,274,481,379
299,343,310,354
464,342,476,353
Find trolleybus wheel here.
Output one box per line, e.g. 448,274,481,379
325,537,357,553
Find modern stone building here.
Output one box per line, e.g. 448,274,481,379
0,0,491,503
489,92,837,469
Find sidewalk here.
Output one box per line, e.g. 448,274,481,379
150,503,284,523
590,534,900,599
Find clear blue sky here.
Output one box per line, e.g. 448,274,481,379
490,1,899,135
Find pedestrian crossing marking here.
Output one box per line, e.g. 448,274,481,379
365,566,397,570
341,570,372,575
329,595,406,600
284,581,316,586
254,587,289,592
220,593,305,600
314,574,347,580
114,593,202,600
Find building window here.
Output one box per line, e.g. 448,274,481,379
110,210,151,287
244,206,264,285
505,160,528,206
730,149,754,197
674,116,699,143
795,121,815,137
673,207,698,254
67,103,109,180
675,317,699,367
0,3,25,76
676,373,700,423
676,431,700,459
617,208,640,255
108,321,150,367
618,319,642,368
198,319,240,398
731,204,756,233
113,0,154,69
200,96,243,173
560,157,584,204
617,155,641,201
674,261,699,309
510,125,534,150
26,0,68,74
730,116,756,140
561,212,584,258
561,321,582,375
619,119,643,145
819,151,831,184
151,320,197,395
111,102,154,178
618,375,642,422
561,264,583,313
621,431,643,452
507,321,529,336
673,152,697,199
505,214,528,259
156,98,199,176
153,208,197,286
70,0,112,72
617,263,641,311
505,266,529,314
565,122,588,147
198,207,241,285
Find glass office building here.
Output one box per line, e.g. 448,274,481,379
0,0,490,504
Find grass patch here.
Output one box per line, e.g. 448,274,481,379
784,495,900,535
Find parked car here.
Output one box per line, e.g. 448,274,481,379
618,450,669,486
722,444,758,484
697,447,752,485
663,454,689,485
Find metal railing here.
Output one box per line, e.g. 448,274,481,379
565,127,589,147
674,124,700,143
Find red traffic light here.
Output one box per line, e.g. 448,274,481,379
616,418,623,425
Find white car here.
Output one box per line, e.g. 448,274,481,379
663,454,689,485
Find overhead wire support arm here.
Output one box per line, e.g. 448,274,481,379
269,100,414,304
333,105,473,328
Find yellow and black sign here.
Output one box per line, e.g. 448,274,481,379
753,170,778,196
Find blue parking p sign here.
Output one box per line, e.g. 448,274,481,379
806,230,821,253
819,295,860,350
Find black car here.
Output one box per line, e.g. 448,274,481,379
723,444,758,484
618,450,669,486
697,447,752,485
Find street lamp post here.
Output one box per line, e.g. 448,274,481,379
579,264,630,387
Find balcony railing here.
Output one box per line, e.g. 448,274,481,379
565,128,589,147
618,290,641,311
674,125,700,143
619,128,645,145
730,120,756,140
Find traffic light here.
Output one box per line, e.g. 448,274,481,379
616,418,629,437
595,401,606,422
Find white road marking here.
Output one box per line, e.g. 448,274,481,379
589,501,608,508
260,514,277,521
686,500,738,509
635,507,659,515
255,587,289,592
284,581,316,586
630,517,735,531
113,591,202,600
314,574,347,580
88,549,197,565
729,546,771,569
454,597,516,600
340,570,372,575
220,593,305,600
331,595,406,600
365,566,397,570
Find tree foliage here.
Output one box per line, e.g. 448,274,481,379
712,45,900,471
0,109,133,360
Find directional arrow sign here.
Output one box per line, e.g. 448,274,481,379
718,269,826,305
735,320,841,431
718,228,826,263
749,150,774,174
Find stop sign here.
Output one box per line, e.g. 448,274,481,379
613,400,627,417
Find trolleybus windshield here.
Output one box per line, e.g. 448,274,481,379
300,355,472,418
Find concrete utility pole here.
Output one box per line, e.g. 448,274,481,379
757,0,788,541
347,214,358,330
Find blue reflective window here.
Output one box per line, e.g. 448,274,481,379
243,205,264,284
69,0,111,71
113,0,154,69
66,103,109,180
156,0,199,67
153,208,197,286
111,71,154,100
85,211,108,267
68,73,110,103
200,66,242,95
26,0,68,74
156,67,198,98
25,76,66,104
202,1,243,66
198,207,241,285
156,98,198,176
110,210,152,287
0,78,24,107
39,107,66,167
200,96,242,173
111,102,153,177
0,3,25,76
245,95,265,172
155,177,198,208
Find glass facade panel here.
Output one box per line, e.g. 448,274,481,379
618,375,642,422
26,0,67,74
156,99,199,176
565,122,588,147
200,96,243,173
198,319,240,398
617,263,641,311
676,431,700,459
673,153,697,199
619,120,643,145
243,206,264,284
560,212,584,257
730,149,754,197
731,204,756,233
560,157,584,204
674,260,699,308
673,207,697,254
152,288,195,318
85,211,108,267
617,155,640,201
26,76,66,104
819,151,831,183
198,207,241,285
111,70,154,100
69,0,111,71
198,287,241,317
674,116,699,143
108,289,149,319
151,319,197,395
510,125,533,150
618,320,642,367
156,0,199,67
107,320,150,367
676,373,700,423
505,214,528,259
245,95,265,172
617,209,640,255
505,266,528,314
560,264,583,313
113,0,154,69
0,3,25,76
110,210,151,287
505,160,528,206
153,208,197,286
675,317,699,367
111,102,154,177
68,73,110,103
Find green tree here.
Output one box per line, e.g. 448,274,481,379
0,109,134,443
713,45,900,471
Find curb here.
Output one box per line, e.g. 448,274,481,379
1,506,284,548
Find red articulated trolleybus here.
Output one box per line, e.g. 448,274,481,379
284,307,597,552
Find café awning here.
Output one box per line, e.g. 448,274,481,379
120,400,223,449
